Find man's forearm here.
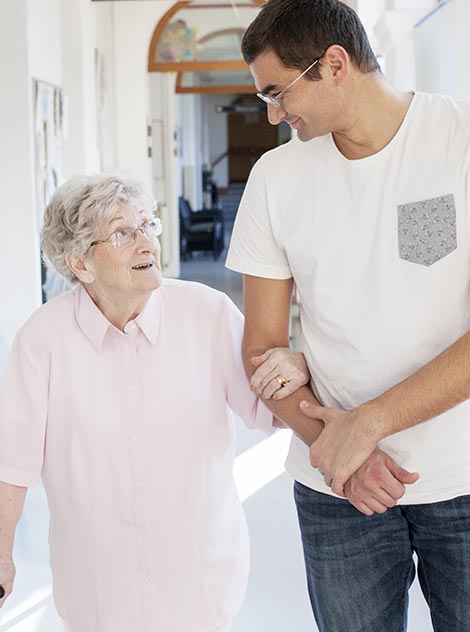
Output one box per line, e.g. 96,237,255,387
362,331,470,443
303,332,470,497
243,343,323,445
0,481,27,556
241,275,324,444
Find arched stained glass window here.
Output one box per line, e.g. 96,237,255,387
148,0,264,80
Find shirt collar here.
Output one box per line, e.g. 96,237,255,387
133,291,161,345
74,285,161,353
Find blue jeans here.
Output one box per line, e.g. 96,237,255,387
294,481,470,632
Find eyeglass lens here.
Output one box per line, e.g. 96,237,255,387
111,219,162,248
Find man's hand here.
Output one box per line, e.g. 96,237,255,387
301,401,392,496
0,553,15,607
344,448,419,516
250,348,309,400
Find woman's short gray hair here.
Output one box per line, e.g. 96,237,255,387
41,173,155,284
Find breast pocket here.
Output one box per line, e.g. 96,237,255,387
397,194,457,266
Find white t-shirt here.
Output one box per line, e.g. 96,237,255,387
227,92,470,504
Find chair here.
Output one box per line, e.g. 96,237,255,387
178,196,225,261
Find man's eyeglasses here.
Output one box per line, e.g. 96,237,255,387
256,56,323,109
90,217,163,250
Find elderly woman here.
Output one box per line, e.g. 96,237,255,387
0,174,308,632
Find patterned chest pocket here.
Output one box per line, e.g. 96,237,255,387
397,194,457,266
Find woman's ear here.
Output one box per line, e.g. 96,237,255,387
65,253,95,284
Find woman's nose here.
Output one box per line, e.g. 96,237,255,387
134,229,158,252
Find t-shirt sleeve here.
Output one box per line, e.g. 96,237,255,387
219,294,274,434
0,329,49,486
226,158,293,279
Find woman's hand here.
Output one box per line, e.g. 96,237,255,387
0,553,15,607
250,348,310,400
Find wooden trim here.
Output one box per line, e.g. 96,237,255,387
153,60,249,72
175,70,256,93
179,3,260,7
175,84,257,94
199,27,244,44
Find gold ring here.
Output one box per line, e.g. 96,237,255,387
275,374,289,388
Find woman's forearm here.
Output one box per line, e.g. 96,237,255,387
0,481,27,556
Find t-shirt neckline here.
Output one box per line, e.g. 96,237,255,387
326,91,418,166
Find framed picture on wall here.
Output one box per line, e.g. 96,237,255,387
33,79,69,302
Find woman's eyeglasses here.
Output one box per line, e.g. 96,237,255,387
90,217,163,250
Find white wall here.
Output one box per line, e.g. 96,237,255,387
386,0,436,8
112,1,174,188
76,0,113,172
356,0,386,51
205,94,232,190
374,0,436,90
177,94,204,208
415,0,470,100
0,0,119,346
455,0,470,100
150,71,180,278
28,0,62,85
61,0,115,177
61,0,87,176
0,1,47,346
415,1,458,96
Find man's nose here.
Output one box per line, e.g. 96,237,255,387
267,103,287,125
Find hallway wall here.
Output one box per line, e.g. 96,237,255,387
0,0,174,344
415,0,470,99
1,0,42,346
0,0,118,344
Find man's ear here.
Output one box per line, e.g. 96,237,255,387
65,253,95,284
323,45,351,81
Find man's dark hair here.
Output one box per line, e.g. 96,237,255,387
242,0,379,79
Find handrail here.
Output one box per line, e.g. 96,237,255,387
212,150,229,168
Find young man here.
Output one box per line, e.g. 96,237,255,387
226,1,470,630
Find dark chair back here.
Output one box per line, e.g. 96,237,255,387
178,196,192,230
178,195,224,260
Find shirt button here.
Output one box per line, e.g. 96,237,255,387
136,482,142,489
130,323,136,329
132,435,139,441
128,384,136,391
144,575,152,582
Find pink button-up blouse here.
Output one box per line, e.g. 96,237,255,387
0,280,273,632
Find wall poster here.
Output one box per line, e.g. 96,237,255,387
33,79,69,301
